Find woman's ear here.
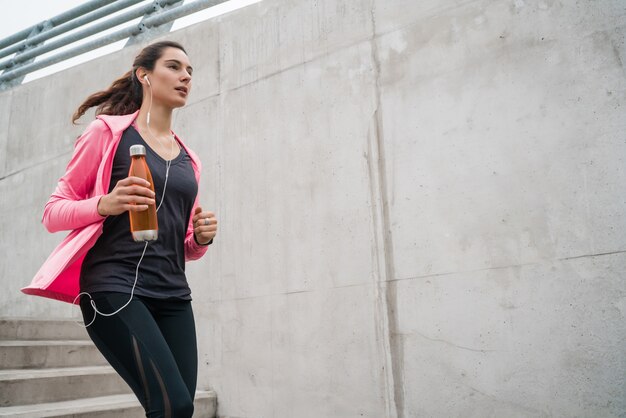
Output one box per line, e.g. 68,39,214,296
135,68,148,85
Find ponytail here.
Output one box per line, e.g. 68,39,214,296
72,70,142,124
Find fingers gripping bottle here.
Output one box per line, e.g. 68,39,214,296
128,145,158,242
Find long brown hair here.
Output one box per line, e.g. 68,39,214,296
72,41,187,124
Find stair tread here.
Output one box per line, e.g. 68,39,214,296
0,365,114,380
0,391,216,417
0,318,82,322
0,318,89,341
0,340,93,346
0,317,81,320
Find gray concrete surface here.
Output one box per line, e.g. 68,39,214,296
0,366,126,406
0,0,624,416
0,340,107,369
0,392,216,418
0,318,90,340
0,318,217,416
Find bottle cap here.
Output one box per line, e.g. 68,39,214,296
129,144,146,156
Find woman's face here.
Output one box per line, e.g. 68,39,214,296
145,47,193,109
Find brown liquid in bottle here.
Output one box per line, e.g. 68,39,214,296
128,145,158,242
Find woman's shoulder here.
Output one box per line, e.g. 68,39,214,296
74,118,111,145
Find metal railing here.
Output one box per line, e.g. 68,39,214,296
0,0,228,90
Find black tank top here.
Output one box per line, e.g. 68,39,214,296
80,125,198,300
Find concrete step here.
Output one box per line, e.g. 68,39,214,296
0,366,129,407
0,340,106,369
0,391,217,417
0,318,88,341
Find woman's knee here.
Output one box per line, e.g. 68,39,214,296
171,397,194,418
149,396,193,418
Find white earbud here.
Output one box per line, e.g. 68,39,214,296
144,75,151,86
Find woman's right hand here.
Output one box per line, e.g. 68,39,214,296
97,176,156,217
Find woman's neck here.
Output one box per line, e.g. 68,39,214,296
136,105,173,136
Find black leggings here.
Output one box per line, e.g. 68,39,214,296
80,292,197,418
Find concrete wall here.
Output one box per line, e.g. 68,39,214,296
1,0,624,416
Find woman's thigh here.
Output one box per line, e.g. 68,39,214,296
80,292,194,418
149,298,198,399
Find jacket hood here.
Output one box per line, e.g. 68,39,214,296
97,111,139,137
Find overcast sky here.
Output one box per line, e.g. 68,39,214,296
1,0,258,82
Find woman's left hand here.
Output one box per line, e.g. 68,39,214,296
192,206,217,245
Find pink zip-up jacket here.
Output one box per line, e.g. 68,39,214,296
22,111,208,304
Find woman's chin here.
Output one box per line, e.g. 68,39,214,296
163,97,188,109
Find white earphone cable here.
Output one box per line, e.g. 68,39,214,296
73,77,176,327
